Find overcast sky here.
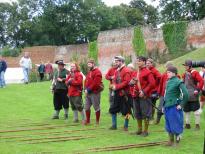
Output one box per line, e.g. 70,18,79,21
0,0,159,7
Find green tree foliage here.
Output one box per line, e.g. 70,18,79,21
159,0,205,22
1,46,21,57
132,26,146,56
0,0,154,48
129,0,158,27
88,41,98,64
162,21,188,54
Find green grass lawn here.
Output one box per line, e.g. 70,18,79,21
0,48,205,154
158,47,205,74
0,80,204,154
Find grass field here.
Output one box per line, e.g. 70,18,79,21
0,48,205,154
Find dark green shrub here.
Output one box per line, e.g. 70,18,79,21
79,57,88,75
29,64,38,82
162,21,188,54
88,41,98,64
132,26,146,56
1,46,21,57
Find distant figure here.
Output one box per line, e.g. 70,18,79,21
19,52,32,84
38,61,46,81
0,55,7,88
45,61,53,80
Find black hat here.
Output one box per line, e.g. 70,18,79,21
183,60,192,67
137,56,147,62
167,66,178,74
55,60,65,65
114,56,125,62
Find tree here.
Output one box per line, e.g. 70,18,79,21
129,0,158,26
159,0,205,22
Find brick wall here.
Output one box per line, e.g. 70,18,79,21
4,18,205,75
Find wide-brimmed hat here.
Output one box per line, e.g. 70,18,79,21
55,60,65,65
182,60,192,66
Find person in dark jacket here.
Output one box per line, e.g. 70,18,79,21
105,61,117,112
38,61,45,81
109,56,132,131
182,60,203,130
0,55,7,88
164,66,189,146
51,60,69,119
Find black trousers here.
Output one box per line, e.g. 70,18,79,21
53,89,69,110
109,92,132,116
39,73,44,81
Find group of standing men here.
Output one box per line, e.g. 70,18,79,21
106,56,204,146
50,55,204,146
51,59,103,126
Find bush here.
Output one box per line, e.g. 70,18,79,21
1,46,21,57
125,55,132,65
132,26,146,56
29,64,38,82
79,57,88,75
162,21,188,54
88,41,98,64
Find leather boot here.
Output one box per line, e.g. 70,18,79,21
166,133,174,146
185,124,191,129
95,110,100,125
195,124,200,130
136,119,142,135
141,119,149,137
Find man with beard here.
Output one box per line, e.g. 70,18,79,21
84,59,103,125
109,56,132,131
130,56,155,137
66,62,86,124
183,60,203,130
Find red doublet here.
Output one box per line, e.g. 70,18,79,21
133,67,156,97
113,65,131,96
157,72,167,97
149,66,161,92
182,69,204,90
85,68,102,93
66,71,83,96
105,67,117,84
